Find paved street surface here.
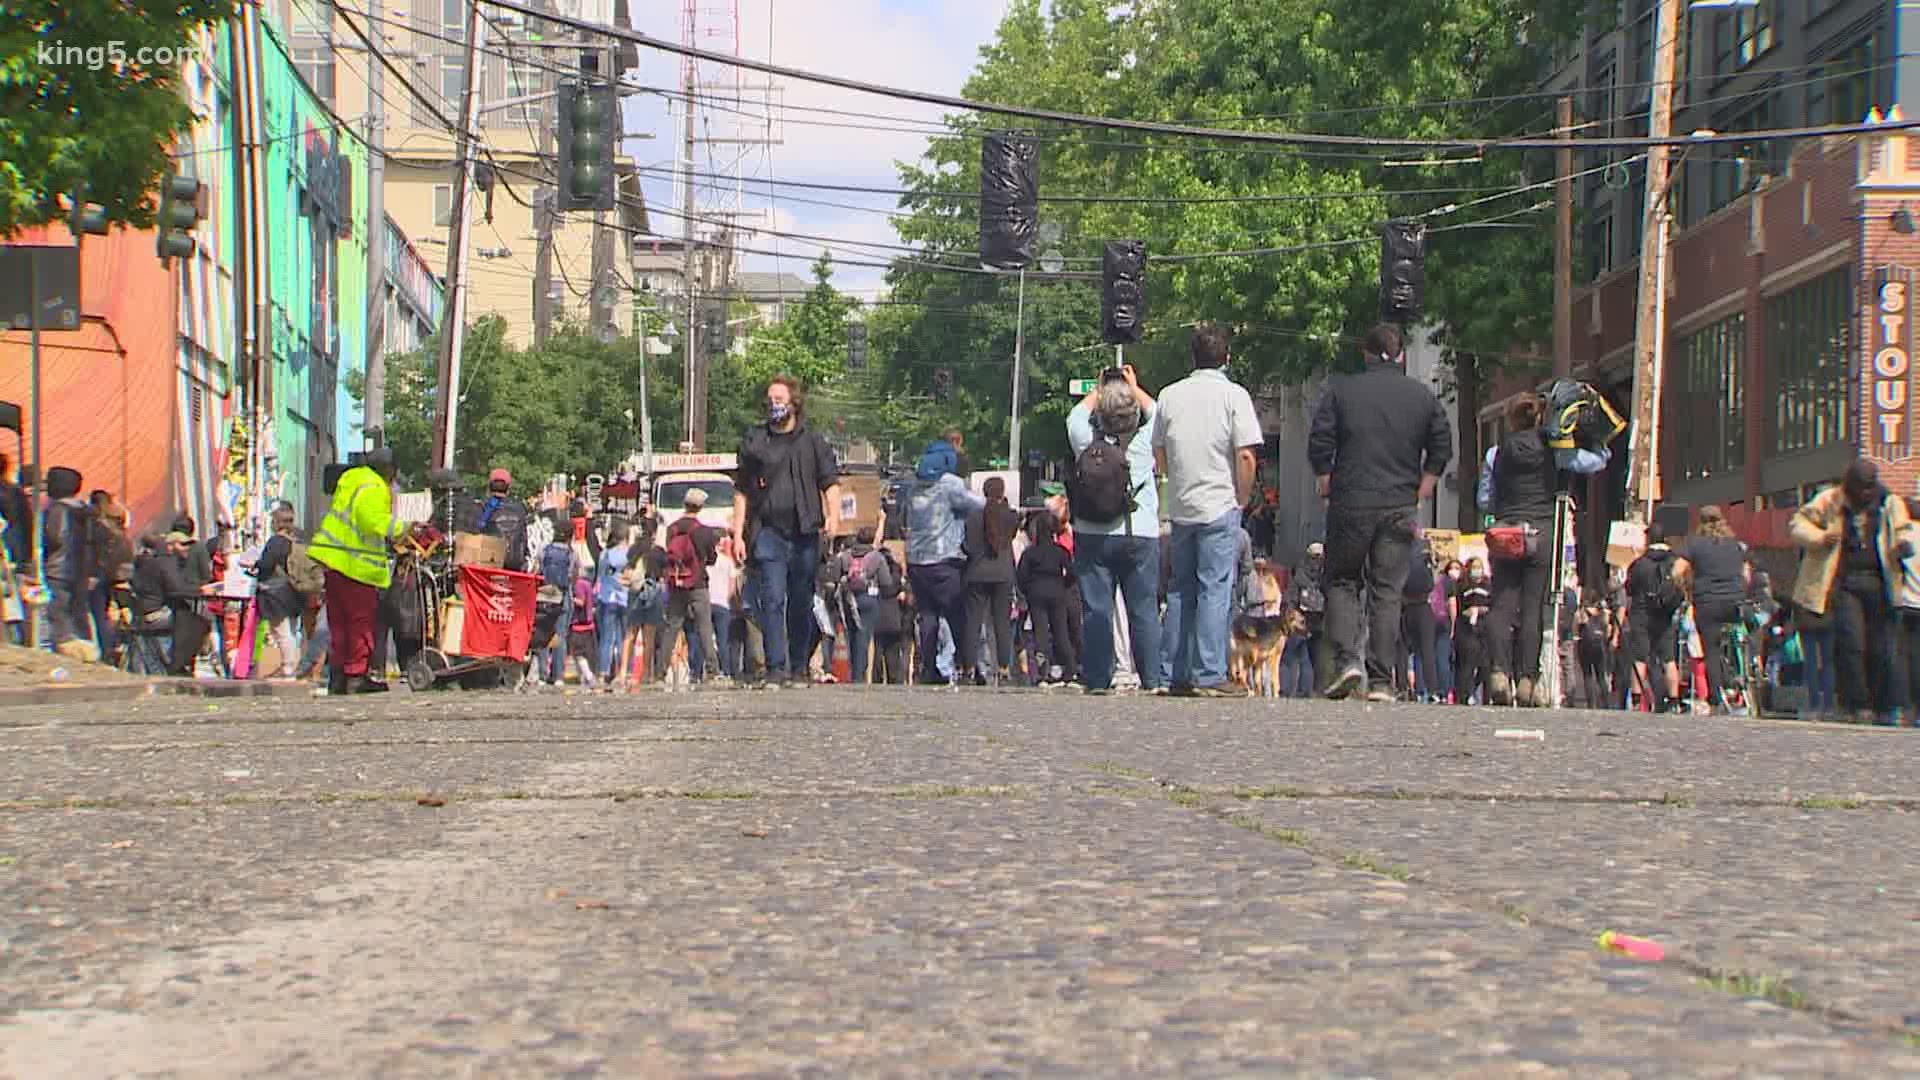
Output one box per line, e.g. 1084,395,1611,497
3,688,1918,1077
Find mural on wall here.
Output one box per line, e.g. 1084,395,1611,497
177,24,239,536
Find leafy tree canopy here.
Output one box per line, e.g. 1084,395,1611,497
0,1,237,235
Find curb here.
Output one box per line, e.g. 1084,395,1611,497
0,678,318,712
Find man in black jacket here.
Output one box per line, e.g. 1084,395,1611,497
730,375,843,686
42,466,96,656
1307,324,1453,701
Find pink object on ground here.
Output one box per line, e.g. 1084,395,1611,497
1597,931,1666,962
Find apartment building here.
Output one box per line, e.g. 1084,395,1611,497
283,0,646,346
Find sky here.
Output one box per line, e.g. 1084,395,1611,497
621,0,1007,298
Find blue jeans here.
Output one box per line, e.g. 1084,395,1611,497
750,527,822,679
543,589,573,683
596,603,628,680
1802,626,1836,715
1281,634,1315,697
1164,511,1241,689
711,605,733,677
1074,532,1163,691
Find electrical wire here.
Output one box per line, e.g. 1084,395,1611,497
476,0,1920,150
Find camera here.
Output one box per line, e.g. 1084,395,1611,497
1100,366,1126,383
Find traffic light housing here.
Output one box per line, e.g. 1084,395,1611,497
68,189,109,238
847,321,868,371
155,171,205,262
932,367,953,402
1379,220,1426,324
979,132,1040,270
557,79,616,211
1101,240,1146,345
704,310,727,357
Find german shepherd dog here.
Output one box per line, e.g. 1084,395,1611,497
1231,610,1297,698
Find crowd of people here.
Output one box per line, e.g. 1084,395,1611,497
10,322,1920,725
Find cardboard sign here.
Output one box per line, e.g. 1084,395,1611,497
1606,519,1646,570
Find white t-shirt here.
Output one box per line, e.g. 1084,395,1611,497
1153,367,1263,525
709,552,738,609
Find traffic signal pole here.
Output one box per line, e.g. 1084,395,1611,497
431,0,486,473
1008,268,1026,472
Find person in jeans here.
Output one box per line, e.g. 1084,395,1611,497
1154,324,1265,697
1066,366,1163,694
731,375,843,687
654,487,725,684
708,535,740,680
905,440,986,685
1307,323,1452,701
593,521,632,685
1789,458,1913,723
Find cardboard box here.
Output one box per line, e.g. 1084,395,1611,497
1606,519,1645,570
835,474,884,537
454,531,507,568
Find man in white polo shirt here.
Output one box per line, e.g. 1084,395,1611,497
1153,323,1263,697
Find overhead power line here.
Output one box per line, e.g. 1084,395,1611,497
477,0,1920,150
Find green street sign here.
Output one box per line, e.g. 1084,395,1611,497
1069,378,1098,396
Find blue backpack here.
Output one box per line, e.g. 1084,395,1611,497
538,543,574,590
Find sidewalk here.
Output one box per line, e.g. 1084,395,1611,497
0,645,320,710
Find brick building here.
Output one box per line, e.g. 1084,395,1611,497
1475,0,1919,577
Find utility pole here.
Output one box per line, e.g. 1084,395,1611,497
681,48,700,450
1627,0,1681,523
363,35,387,448
431,0,486,473
532,132,555,346
1553,95,1575,380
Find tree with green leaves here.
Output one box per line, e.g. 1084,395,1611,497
876,0,1581,486
0,1,238,235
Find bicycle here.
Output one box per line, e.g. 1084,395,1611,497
1713,606,1763,716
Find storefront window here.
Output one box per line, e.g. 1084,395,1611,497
1672,313,1746,481
1766,267,1852,455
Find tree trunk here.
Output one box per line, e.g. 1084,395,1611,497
1453,351,1481,530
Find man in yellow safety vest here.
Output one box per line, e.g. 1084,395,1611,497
309,448,415,694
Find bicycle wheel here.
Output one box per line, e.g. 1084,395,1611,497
1719,626,1751,715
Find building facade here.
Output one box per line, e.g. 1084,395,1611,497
290,0,645,346
1474,0,1920,572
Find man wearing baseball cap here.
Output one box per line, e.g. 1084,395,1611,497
474,466,530,573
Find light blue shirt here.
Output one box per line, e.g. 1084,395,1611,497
906,473,986,565
595,547,629,607
1067,401,1160,537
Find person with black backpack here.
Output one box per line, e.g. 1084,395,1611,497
833,526,896,684
1064,364,1162,694
1627,522,1687,712
654,488,724,685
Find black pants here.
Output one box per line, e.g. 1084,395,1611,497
1579,644,1612,709
1321,505,1415,691
167,606,209,677
873,630,908,685
1901,611,1920,712
1028,593,1076,681
909,560,969,682
1692,596,1742,707
1396,601,1437,697
966,581,1014,672
1453,620,1488,705
1487,546,1550,682
1833,581,1895,714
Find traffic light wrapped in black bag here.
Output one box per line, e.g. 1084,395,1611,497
979,133,1039,269
1544,378,1626,453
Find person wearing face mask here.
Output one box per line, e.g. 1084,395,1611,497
1452,559,1492,705
731,375,843,688
1434,560,1462,703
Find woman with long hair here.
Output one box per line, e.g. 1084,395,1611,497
1017,510,1077,685
593,519,632,685
963,475,1020,683
1479,394,1559,706
1453,558,1493,705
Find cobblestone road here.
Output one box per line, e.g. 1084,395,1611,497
3,689,1917,1077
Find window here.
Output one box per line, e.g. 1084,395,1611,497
503,61,539,121
1706,92,1780,216
1766,266,1852,455
290,0,330,38
440,56,465,108
1587,52,1617,132
1736,1,1776,67
1631,2,1654,109
1808,36,1877,126
1586,210,1614,280
433,184,452,227
442,0,466,40
293,45,335,105
1671,313,1746,482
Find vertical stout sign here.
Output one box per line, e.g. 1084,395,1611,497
1873,267,1915,459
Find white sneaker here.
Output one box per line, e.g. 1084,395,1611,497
1326,667,1365,701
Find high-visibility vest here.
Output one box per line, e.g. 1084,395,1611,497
307,466,407,589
